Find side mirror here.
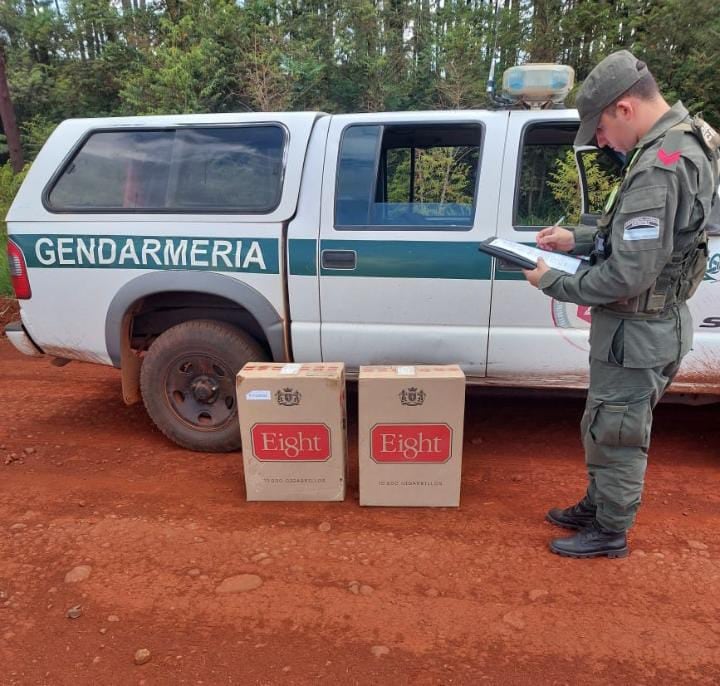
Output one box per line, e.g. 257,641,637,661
574,146,597,217
574,146,623,217
579,213,600,227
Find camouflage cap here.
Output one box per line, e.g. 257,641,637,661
575,50,649,146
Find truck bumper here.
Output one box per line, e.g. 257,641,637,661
4,321,44,357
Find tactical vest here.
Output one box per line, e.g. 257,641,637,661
591,115,720,318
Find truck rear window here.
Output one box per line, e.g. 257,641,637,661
46,125,286,214
335,123,481,230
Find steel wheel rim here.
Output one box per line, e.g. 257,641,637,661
164,352,237,431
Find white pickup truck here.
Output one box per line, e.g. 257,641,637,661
5,68,720,450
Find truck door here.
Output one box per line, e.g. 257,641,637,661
488,110,597,387
318,111,508,374
490,110,720,393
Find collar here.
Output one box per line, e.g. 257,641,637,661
636,101,689,149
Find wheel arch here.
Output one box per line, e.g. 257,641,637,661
105,272,287,403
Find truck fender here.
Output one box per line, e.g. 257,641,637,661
105,272,286,403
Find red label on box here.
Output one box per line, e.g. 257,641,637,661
251,423,331,461
370,424,452,463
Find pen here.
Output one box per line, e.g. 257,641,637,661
535,215,566,254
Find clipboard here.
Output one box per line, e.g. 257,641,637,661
478,237,537,270
478,237,585,274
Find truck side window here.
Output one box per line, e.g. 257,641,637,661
335,125,382,226
46,125,286,213
167,127,285,212
515,123,576,229
515,122,623,228
335,123,481,230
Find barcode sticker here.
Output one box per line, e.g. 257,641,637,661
280,364,302,375
246,390,271,401
396,366,416,376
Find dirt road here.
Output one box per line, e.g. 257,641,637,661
1,334,719,685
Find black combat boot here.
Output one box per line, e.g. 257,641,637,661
546,497,596,530
549,521,628,559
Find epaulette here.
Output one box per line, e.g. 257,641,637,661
690,116,720,191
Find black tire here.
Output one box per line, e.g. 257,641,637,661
140,319,268,452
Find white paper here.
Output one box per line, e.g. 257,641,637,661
396,366,416,376
488,237,583,275
246,390,271,401
280,364,302,375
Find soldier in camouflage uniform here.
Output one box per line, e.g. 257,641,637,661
524,50,720,558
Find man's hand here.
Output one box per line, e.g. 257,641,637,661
536,226,575,252
523,257,550,288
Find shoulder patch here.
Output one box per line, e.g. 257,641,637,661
623,216,660,241
657,149,681,166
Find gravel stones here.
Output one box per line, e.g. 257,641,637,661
348,581,374,596
134,648,151,665
216,574,263,594
502,611,526,630
64,565,92,583
66,605,83,619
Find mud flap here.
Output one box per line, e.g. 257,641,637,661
120,313,142,405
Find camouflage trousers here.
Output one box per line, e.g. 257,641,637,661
581,357,682,532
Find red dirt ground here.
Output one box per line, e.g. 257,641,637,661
1,329,720,685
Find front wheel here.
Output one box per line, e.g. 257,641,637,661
140,319,268,452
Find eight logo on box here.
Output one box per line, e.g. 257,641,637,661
251,423,331,461
370,423,452,463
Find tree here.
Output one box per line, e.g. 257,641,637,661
0,0,719,147
0,41,24,171
548,149,616,224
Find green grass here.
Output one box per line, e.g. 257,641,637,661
0,162,28,297
1,226,11,296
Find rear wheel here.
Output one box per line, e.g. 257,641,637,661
140,319,268,452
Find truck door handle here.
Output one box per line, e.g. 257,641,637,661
321,249,357,270
496,258,525,272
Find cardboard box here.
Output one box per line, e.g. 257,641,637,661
236,362,347,501
358,365,465,507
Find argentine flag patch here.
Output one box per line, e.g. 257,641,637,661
623,216,660,241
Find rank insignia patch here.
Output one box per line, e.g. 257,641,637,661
657,149,681,166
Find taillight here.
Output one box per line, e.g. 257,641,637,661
7,239,32,300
